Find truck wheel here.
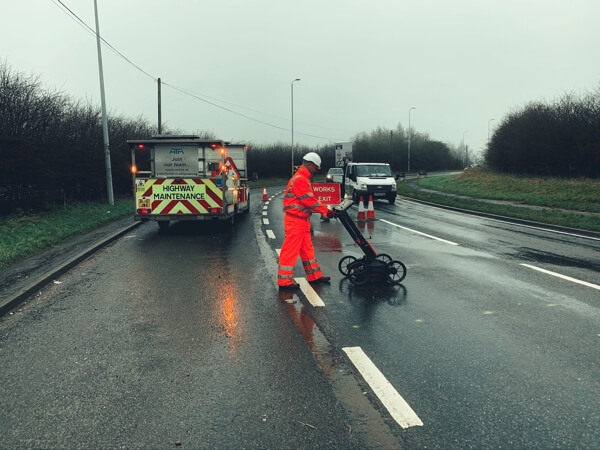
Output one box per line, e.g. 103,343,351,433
157,221,170,232
243,195,250,213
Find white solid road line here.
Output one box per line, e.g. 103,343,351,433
380,219,459,246
294,278,325,307
343,346,423,429
484,216,600,241
520,263,600,290
402,197,600,242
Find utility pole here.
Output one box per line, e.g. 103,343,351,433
94,0,114,205
488,118,495,145
157,78,162,135
408,107,416,173
291,78,301,175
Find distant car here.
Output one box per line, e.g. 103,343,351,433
418,170,427,176
326,167,344,183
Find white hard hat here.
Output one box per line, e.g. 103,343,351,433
303,152,321,169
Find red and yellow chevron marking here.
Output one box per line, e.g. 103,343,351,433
135,178,223,215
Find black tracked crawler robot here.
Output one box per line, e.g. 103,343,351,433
332,199,407,285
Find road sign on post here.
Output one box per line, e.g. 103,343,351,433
335,142,353,167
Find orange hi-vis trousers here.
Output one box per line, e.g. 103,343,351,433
277,215,324,286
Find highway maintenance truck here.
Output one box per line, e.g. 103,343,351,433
126,135,250,230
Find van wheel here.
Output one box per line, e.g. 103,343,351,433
388,196,396,205
352,191,359,204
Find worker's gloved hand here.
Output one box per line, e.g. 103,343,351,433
326,208,336,219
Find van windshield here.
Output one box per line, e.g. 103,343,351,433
356,165,392,177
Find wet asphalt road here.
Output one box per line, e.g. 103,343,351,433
0,202,374,448
261,190,600,449
1,187,599,448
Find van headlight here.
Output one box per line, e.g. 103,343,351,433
392,181,397,191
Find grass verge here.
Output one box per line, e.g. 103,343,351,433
418,169,600,212
0,199,131,270
397,169,600,233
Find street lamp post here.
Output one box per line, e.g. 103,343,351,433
488,118,495,144
408,107,416,173
462,130,468,167
390,130,393,169
291,78,301,175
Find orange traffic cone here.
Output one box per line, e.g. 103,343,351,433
357,196,366,221
262,185,268,201
366,195,376,220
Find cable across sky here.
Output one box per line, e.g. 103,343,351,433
50,0,345,142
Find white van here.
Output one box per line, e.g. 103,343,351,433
344,162,397,204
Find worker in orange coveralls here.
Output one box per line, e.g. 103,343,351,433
278,152,336,290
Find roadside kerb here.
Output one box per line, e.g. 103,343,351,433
0,221,142,317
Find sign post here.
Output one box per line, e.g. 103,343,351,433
334,142,353,167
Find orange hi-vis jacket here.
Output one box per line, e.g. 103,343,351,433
277,165,329,286
282,165,329,219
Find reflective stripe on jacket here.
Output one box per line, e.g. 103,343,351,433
282,165,329,218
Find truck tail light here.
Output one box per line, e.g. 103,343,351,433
137,208,151,214
131,165,137,174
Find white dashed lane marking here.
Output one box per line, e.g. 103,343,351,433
380,219,459,245
520,263,600,290
295,278,325,307
343,346,423,429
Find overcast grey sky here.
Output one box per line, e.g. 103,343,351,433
2,0,599,157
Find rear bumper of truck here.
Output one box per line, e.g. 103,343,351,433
135,212,233,222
